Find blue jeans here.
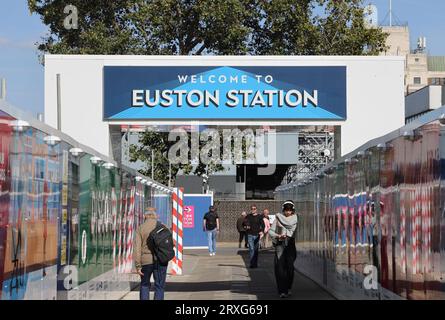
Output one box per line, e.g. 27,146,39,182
140,263,167,300
207,229,217,253
247,234,260,267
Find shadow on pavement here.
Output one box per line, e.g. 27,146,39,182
236,248,281,299
126,244,335,300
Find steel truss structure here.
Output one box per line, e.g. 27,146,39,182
282,131,335,184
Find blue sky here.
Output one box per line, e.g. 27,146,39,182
1,0,445,118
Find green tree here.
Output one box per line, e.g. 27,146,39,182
29,0,387,56
28,0,254,55
28,0,138,55
250,0,387,55
313,0,388,55
128,130,225,186
29,0,388,183
128,128,256,186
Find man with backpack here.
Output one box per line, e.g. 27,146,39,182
133,208,175,300
203,205,220,256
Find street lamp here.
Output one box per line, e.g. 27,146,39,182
202,173,209,194
90,156,103,165
102,162,115,170
403,130,414,140
44,135,61,146
69,147,84,157
377,142,393,151
322,149,331,157
439,113,445,125
9,120,30,133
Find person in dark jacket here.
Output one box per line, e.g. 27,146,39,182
203,205,220,256
269,200,298,298
236,211,248,248
242,205,264,268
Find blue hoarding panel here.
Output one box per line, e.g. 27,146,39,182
104,66,346,120
182,195,213,248
154,194,170,226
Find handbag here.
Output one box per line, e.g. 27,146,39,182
272,220,285,247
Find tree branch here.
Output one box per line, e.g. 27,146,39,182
196,41,207,55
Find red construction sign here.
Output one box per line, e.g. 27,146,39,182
183,205,194,228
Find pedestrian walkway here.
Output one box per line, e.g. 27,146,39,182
121,243,335,300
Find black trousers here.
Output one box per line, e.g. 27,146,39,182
274,239,297,295
238,231,248,247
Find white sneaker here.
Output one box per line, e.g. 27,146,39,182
279,293,288,298
209,253,213,256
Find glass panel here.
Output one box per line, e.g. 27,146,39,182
0,111,14,299
278,118,445,300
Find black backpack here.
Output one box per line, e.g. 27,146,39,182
147,222,175,266
205,212,217,230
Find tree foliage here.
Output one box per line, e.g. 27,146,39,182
129,130,227,186
29,0,387,56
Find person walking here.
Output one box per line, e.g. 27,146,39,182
236,211,248,248
243,204,264,268
133,208,168,300
269,200,298,298
261,209,271,249
203,205,220,256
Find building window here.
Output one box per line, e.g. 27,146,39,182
415,58,419,62
428,78,445,85
413,77,421,84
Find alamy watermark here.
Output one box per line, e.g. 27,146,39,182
363,264,378,290
63,5,78,30
59,265,78,290
167,128,277,175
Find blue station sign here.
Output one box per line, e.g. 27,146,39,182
103,66,346,120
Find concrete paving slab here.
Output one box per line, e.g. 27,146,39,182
121,243,335,300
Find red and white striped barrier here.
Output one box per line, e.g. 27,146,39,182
171,187,184,275
112,188,117,270
117,189,124,273
124,186,135,273
413,187,421,274
421,183,432,274
424,184,432,273
400,189,406,273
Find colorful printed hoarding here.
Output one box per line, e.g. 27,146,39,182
0,109,172,300
276,121,445,300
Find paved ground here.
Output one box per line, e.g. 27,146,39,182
122,243,335,300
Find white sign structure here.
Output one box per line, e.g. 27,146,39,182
45,55,405,159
